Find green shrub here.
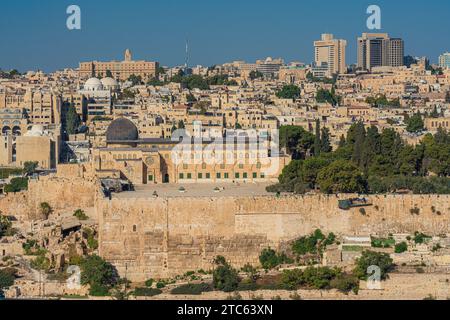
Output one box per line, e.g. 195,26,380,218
371,237,395,248
0,268,16,289
30,255,51,272
133,287,162,297
413,232,432,244
145,279,154,287
292,229,335,256
330,274,359,294
4,177,28,193
74,209,89,221
353,251,394,280
80,255,117,290
156,281,166,289
89,283,110,296
213,256,239,292
395,242,408,254
259,248,292,270
281,266,346,291
170,283,213,295
0,215,13,238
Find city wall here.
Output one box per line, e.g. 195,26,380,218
97,193,450,282
0,176,97,220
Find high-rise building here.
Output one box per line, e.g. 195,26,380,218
314,34,347,77
357,33,404,71
387,38,405,67
439,52,450,69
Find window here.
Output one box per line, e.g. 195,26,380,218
187,173,192,179
235,173,240,179
206,173,211,179
239,164,244,169
179,173,184,180
198,173,203,179
260,173,265,179
224,173,229,179
253,172,257,179
148,175,153,182
243,173,248,179
216,173,221,179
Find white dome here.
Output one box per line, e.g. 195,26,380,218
101,77,119,90
25,125,44,137
84,77,103,91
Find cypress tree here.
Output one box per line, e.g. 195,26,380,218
314,119,321,156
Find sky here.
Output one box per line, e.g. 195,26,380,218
1,0,449,72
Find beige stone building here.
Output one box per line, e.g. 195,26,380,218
79,49,159,81
425,117,450,132
314,34,347,76
92,118,288,185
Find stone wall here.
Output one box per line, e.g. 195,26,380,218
0,176,97,221
97,194,450,282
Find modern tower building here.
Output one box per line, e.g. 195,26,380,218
357,33,404,71
314,34,347,77
439,52,450,69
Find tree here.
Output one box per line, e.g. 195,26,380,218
353,251,394,280
406,112,424,133
276,85,301,100
279,126,314,159
0,214,12,238
360,126,381,171
40,202,52,220
395,242,408,254
314,119,321,157
4,178,28,193
186,93,197,103
0,268,16,292
65,106,80,135
317,160,367,194
80,255,118,295
105,70,113,78
259,248,292,270
128,74,142,86
316,88,338,106
23,161,38,176
320,127,332,153
212,256,239,292
350,122,367,167
177,120,185,129
249,70,263,80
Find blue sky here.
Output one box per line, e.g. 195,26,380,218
1,0,449,72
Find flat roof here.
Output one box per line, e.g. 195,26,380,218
112,182,274,199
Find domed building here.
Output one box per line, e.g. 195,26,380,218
106,118,139,143
84,77,103,91
101,77,119,91
93,118,287,186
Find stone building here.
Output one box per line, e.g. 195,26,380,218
92,118,289,185
79,49,159,82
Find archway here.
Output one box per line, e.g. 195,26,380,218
12,126,21,136
163,174,170,184
2,126,11,136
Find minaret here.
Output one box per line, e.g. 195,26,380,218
125,49,132,62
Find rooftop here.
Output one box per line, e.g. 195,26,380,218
112,182,274,199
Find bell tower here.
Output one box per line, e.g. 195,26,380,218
124,49,132,62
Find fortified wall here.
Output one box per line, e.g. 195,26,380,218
0,176,97,220
97,193,450,282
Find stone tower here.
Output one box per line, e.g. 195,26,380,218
124,49,132,62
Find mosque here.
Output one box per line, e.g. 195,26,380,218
92,118,289,185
